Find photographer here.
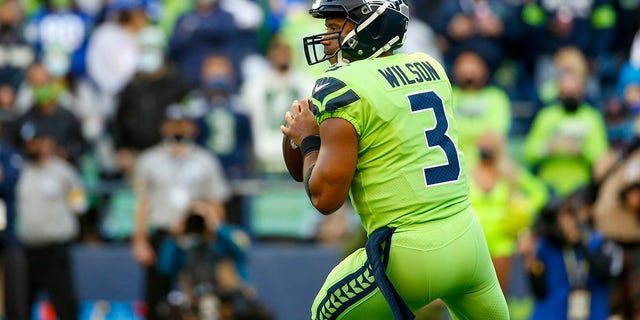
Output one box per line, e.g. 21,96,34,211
520,190,622,319
131,103,231,320
157,212,272,320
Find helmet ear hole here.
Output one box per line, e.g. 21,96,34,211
360,5,372,15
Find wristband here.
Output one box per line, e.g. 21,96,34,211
300,135,321,157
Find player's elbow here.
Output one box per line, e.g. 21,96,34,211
310,191,344,215
307,167,352,215
311,198,342,215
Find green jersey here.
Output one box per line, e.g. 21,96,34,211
311,52,470,233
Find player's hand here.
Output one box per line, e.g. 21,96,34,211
132,237,156,266
281,98,320,147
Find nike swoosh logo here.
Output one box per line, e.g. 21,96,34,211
314,82,330,93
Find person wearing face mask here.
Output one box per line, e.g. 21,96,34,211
111,25,191,178
602,98,636,153
15,124,88,320
241,36,314,176
524,55,609,198
24,0,95,78
131,103,231,320
86,0,150,118
468,131,548,299
40,45,111,146
168,0,240,86
450,51,511,165
0,1,35,92
182,54,252,227
12,63,88,168
185,54,252,181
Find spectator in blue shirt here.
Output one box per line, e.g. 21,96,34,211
24,0,96,78
168,0,239,86
0,138,25,320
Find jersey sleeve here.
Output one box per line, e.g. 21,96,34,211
310,75,365,138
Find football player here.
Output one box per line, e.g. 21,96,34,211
280,0,510,319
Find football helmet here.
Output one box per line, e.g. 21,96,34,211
303,0,410,65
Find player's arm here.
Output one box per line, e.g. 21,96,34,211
305,117,357,214
281,98,358,215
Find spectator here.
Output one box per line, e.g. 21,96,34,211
85,0,149,118
516,0,617,101
15,129,87,320
219,0,264,69
0,128,24,319
537,45,600,108
168,0,239,86
13,63,87,168
272,2,331,78
0,84,19,143
521,190,622,320
24,0,95,78
186,54,252,227
450,50,511,162
241,36,313,176
110,25,191,178
469,131,548,295
601,97,636,156
41,45,106,143
616,28,640,98
0,0,35,90
398,1,443,63
189,54,253,181
131,104,231,320
523,48,609,198
15,58,53,113
432,0,520,77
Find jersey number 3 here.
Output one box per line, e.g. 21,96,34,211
408,91,461,187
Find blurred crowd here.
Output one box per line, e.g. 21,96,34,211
0,0,638,319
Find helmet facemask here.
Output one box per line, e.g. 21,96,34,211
303,28,344,66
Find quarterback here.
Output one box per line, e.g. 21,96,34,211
281,0,509,319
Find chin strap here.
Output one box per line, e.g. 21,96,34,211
331,51,351,67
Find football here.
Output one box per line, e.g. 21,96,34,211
282,135,304,182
